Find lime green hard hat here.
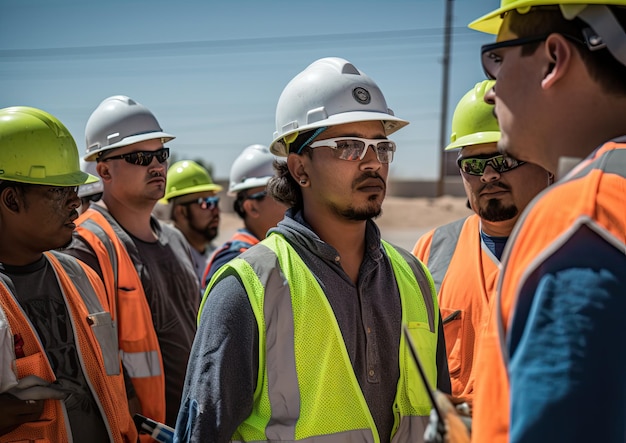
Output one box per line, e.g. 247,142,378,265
469,1,626,34
446,80,500,151
0,106,98,186
162,160,223,202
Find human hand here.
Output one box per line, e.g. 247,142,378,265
424,390,471,443
0,392,45,435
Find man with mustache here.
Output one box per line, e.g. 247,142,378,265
63,95,199,431
176,57,451,443
161,160,223,286
413,80,552,410
0,106,137,442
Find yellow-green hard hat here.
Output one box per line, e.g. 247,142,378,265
162,160,223,202
469,0,626,34
446,80,500,151
0,106,98,186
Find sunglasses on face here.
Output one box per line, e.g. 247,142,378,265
307,137,396,164
101,147,170,166
245,190,267,201
457,153,525,176
185,196,220,210
481,33,586,80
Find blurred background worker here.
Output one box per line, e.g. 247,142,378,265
78,159,103,214
412,80,552,406
0,106,137,442
64,95,199,429
161,160,223,285
466,2,626,443
202,144,287,287
176,57,450,443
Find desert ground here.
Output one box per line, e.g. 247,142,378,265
213,195,473,251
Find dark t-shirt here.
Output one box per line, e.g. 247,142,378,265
1,257,109,442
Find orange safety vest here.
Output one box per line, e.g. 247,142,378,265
413,214,499,400
75,207,166,426
0,251,137,443
473,142,626,443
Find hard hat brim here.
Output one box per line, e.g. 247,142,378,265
269,111,409,157
83,132,176,161
228,175,273,196
445,131,501,151
161,182,224,203
1,171,99,187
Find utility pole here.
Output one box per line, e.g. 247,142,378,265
437,0,454,197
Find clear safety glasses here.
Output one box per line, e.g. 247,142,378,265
307,138,396,164
457,153,525,176
101,147,170,166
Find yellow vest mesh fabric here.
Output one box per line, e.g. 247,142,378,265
207,234,439,441
381,241,438,417
271,235,374,439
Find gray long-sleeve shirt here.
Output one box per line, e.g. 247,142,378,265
175,209,450,443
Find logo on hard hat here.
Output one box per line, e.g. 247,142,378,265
352,87,371,105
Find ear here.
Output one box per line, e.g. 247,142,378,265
287,153,308,185
172,203,187,221
241,198,260,219
541,34,572,90
0,187,22,213
96,161,112,181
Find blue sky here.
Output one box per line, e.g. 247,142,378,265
1,0,499,180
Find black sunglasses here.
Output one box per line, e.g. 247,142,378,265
481,33,586,80
245,190,267,201
100,147,170,166
457,153,526,176
185,196,220,210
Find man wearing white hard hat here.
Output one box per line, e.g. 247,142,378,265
201,144,287,287
176,57,450,443
64,95,199,432
466,2,626,443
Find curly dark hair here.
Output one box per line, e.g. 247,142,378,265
267,159,302,210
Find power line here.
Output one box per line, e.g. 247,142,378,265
0,27,486,59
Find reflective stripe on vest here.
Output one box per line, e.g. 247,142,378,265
427,218,467,292
49,250,120,376
79,218,162,379
205,234,438,442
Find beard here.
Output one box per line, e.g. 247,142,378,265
478,198,518,222
198,225,218,243
337,195,383,221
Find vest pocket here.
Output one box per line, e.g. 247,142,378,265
117,287,149,343
87,311,120,375
405,322,437,410
441,307,472,397
14,352,56,425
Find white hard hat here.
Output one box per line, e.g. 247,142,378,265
83,95,175,161
228,144,278,196
77,159,103,198
269,57,409,157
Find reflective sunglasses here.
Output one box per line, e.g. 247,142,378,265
308,138,396,164
245,190,267,201
185,196,220,210
481,33,585,80
101,147,170,166
457,154,525,176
